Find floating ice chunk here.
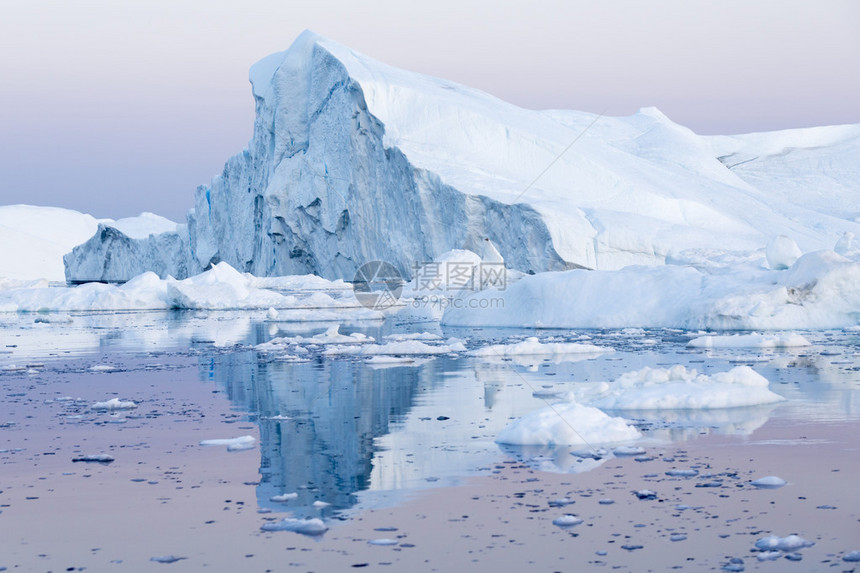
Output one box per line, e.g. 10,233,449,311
581,365,784,410
687,333,811,349
270,493,298,502
756,551,782,561
367,538,398,546
750,476,787,489
721,557,745,571
666,469,699,477
468,337,613,358
312,500,331,509
150,555,186,564
496,401,641,446
843,551,860,562
266,307,279,320
634,490,657,500
613,445,645,456
552,514,583,527
91,398,137,411
199,435,256,451
89,365,117,372
670,533,687,542
548,498,574,507
260,517,328,535
324,340,465,356
72,454,114,463
766,235,803,270
754,534,814,551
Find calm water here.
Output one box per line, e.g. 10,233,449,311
2,311,858,524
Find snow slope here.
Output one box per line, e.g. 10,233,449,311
64,30,860,283
0,205,181,282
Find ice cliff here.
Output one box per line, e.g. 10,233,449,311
64,30,860,282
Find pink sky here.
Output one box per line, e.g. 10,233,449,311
1,0,858,220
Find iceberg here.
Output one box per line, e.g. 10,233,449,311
61,30,860,284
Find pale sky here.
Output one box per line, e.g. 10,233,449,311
1,0,858,220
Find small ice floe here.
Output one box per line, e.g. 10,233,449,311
613,445,645,456
91,398,137,411
687,333,811,349
363,355,432,369
756,551,782,562
367,538,398,546
324,339,465,356
634,490,657,500
598,499,615,505
199,435,256,451
784,553,803,561
552,514,583,527
721,557,745,571
580,364,784,410
2,365,27,372
532,388,565,399
270,492,298,502
262,414,291,421
72,454,114,463
754,534,815,552
669,533,687,542
89,365,117,372
468,337,614,359
666,469,699,477
266,307,279,320
548,498,574,508
260,517,327,536
750,476,787,489
150,555,186,564
312,500,331,509
570,448,607,459
843,551,860,562
495,401,641,446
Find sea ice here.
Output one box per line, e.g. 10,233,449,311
754,534,815,551
687,333,811,349
270,493,298,502
576,365,784,410
750,476,787,488
495,401,641,446
468,338,613,358
260,517,328,535
91,398,137,411
551,515,583,527
199,435,256,451
766,235,803,270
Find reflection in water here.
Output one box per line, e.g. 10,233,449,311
203,352,429,516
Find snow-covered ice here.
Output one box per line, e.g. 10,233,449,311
91,398,137,411
260,517,328,535
199,435,257,451
574,365,784,410
687,333,811,349
754,534,815,552
750,476,787,489
468,337,613,358
495,401,641,446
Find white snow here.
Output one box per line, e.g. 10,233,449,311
495,401,641,446
687,333,811,349
766,235,803,270
91,398,137,411
270,492,299,502
575,365,784,410
0,262,384,318
442,250,860,330
0,205,182,282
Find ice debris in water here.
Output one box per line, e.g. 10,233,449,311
91,398,137,411
260,517,328,536
612,445,646,456
199,435,256,451
750,476,787,488
270,492,298,502
312,500,331,509
72,454,114,463
552,515,583,527
150,555,186,564
634,490,657,500
367,538,398,546
843,551,860,562
666,469,699,477
754,534,815,551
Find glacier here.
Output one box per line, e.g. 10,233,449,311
61,30,860,283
